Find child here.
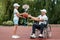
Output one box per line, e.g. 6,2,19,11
12,3,22,38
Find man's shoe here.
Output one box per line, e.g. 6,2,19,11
38,34,43,38
30,34,36,39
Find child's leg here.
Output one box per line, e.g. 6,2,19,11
13,25,18,35
12,19,20,38
12,25,20,38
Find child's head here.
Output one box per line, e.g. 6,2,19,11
13,3,20,9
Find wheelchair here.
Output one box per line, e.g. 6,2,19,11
35,24,51,38
31,21,52,38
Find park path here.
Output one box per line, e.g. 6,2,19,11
0,25,60,40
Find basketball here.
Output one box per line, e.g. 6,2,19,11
22,13,28,18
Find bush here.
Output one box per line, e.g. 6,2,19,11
2,21,6,25
1,0,60,24
3,21,13,26
27,22,33,26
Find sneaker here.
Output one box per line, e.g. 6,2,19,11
12,35,20,39
38,34,43,38
30,34,36,38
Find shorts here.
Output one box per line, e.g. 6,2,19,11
13,18,19,25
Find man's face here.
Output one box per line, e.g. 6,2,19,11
41,11,46,15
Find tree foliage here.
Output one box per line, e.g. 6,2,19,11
0,0,60,24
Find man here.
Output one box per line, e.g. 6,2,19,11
28,9,48,38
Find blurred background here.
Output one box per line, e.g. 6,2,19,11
0,0,60,26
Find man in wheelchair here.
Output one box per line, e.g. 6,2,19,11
28,9,48,38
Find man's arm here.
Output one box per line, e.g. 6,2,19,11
28,15,44,21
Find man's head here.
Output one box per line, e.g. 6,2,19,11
13,3,20,9
40,9,47,15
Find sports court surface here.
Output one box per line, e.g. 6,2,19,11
0,24,60,40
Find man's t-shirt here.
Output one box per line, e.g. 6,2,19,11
13,8,19,20
38,15,48,25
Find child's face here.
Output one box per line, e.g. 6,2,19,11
15,6,19,9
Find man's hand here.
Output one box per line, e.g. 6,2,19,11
28,14,32,18
28,15,39,21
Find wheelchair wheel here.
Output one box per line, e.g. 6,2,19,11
43,24,51,38
43,28,48,38
47,24,52,38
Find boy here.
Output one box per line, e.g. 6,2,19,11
12,3,22,38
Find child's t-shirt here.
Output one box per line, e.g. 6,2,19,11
13,8,19,20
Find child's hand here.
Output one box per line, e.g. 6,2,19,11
19,14,23,16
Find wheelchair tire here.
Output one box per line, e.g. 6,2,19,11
43,24,52,38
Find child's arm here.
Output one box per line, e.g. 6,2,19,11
16,13,23,18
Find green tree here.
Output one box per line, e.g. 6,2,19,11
1,0,60,24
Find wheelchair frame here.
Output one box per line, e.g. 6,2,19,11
35,24,51,38
43,24,51,38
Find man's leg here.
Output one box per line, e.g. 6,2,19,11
40,24,44,34
32,23,39,34
30,23,39,38
39,24,45,37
